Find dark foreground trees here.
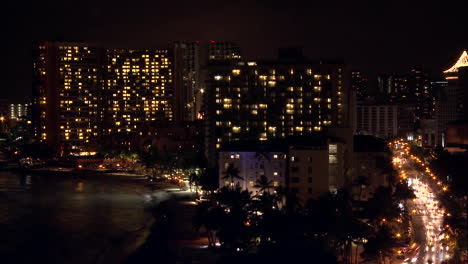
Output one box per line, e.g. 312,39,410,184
193,186,393,263
193,179,414,264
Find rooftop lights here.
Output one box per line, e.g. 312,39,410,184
444,50,468,73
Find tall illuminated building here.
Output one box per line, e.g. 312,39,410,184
436,50,468,146
407,66,433,119
9,104,29,120
375,73,408,102
32,42,174,150
352,71,368,101
208,41,241,61
173,41,242,122
32,42,104,149
205,50,350,164
104,48,173,134
174,41,201,122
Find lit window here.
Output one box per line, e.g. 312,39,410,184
273,154,278,159
273,172,278,176
235,154,240,159
329,155,337,164
329,144,337,154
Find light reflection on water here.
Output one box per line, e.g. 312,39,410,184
0,170,152,264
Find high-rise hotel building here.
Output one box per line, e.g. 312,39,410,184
32,42,173,149
436,50,468,146
204,52,350,162
173,41,241,122
32,42,104,148
104,48,173,134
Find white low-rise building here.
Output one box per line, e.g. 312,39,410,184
218,146,287,194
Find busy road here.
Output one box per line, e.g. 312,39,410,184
392,141,451,264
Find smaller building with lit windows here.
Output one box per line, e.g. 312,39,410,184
218,142,287,194
218,134,347,205
356,104,398,138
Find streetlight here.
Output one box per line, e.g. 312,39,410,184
0,116,4,131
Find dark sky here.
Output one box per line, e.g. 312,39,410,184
3,0,467,102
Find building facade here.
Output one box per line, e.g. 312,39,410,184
173,41,242,122
435,51,468,146
407,67,433,120
218,149,287,194
32,42,174,150
32,42,104,149
205,58,350,162
9,104,29,120
104,48,173,134
353,135,392,201
356,104,398,138
352,71,368,101
218,136,346,205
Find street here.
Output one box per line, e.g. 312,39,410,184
392,143,451,264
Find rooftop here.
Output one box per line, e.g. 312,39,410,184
444,50,468,73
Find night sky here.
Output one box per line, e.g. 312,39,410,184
3,0,467,102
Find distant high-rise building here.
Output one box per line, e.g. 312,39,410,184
173,41,242,122
174,41,202,122
397,104,416,139
352,71,368,100
32,42,174,150
32,42,104,149
9,104,29,119
407,66,433,119
377,74,396,95
104,48,173,134
208,41,241,61
394,76,408,101
356,104,398,138
436,51,468,146
375,73,408,102
204,55,351,164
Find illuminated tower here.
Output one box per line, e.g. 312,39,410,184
32,42,174,150
104,48,173,134
32,42,104,149
407,66,432,119
204,53,350,164
435,50,468,146
174,41,201,122
352,71,368,101
173,41,242,122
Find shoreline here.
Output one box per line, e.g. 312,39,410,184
5,167,149,181
122,188,224,264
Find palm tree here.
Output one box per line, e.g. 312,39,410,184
361,225,396,264
193,200,224,248
188,172,200,194
393,182,416,204
365,186,400,227
254,175,274,194
222,163,242,188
